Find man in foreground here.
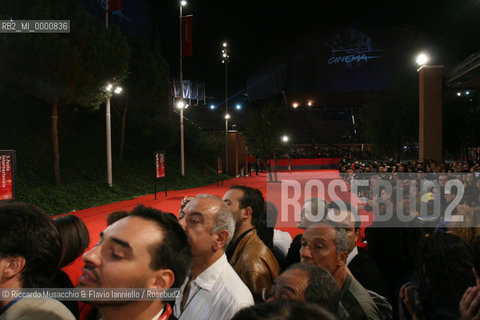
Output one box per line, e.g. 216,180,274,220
300,220,382,319
79,204,191,320
223,185,280,302
265,263,341,315
176,194,254,320
0,202,75,320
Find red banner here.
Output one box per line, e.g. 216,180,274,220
155,152,165,178
182,15,193,57
109,0,122,12
0,151,15,201
218,156,223,174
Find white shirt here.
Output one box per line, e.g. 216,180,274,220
273,229,293,256
346,246,359,266
174,253,254,320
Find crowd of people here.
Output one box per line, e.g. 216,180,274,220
2,173,480,320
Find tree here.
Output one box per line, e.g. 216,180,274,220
118,37,170,160
245,102,287,181
361,80,418,158
0,0,130,185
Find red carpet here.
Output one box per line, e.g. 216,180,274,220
63,169,367,287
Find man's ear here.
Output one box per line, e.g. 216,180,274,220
2,256,26,279
242,206,253,222
149,269,175,290
337,251,348,266
355,228,362,241
212,230,229,251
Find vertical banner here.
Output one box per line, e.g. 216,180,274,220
109,0,122,12
173,80,194,99
182,80,191,100
190,80,198,100
173,81,181,98
0,150,16,201
197,81,206,102
155,151,166,178
182,15,193,57
218,156,223,174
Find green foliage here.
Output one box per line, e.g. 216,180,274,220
125,37,169,113
0,97,223,216
0,0,130,109
361,80,418,156
0,0,224,213
245,102,287,160
186,125,225,165
122,37,172,150
16,156,221,216
0,0,129,184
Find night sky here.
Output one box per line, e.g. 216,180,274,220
129,1,480,103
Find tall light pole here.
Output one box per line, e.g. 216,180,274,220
179,0,187,176
105,84,122,187
222,41,229,173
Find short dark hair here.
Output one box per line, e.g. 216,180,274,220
231,301,336,320
328,201,361,230
417,232,475,308
129,204,191,288
54,214,90,268
106,210,130,226
0,202,61,288
229,185,265,227
287,263,340,313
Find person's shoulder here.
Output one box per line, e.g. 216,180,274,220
236,233,280,272
343,276,381,319
217,266,255,304
3,297,76,320
246,234,277,259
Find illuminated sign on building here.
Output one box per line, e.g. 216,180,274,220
326,29,382,65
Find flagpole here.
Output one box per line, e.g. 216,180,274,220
221,42,229,174
105,0,108,28
179,1,186,176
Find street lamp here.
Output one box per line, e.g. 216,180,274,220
225,113,231,140
105,83,123,187
416,52,429,66
282,135,290,171
179,0,187,176
222,41,230,173
177,100,186,178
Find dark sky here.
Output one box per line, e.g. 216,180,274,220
147,1,480,103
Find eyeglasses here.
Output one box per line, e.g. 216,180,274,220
262,287,275,302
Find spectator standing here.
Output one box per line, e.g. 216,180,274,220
79,204,191,320
51,214,90,319
223,185,280,303
300,220,382,319
176,195,254,319
0,202,75,320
